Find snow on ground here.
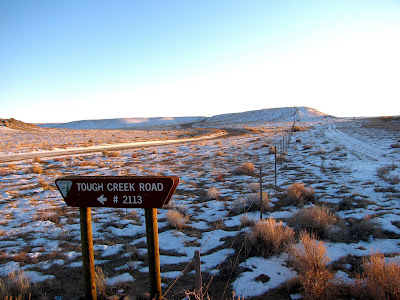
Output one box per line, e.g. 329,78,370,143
0,115,399,299
39,116,206,130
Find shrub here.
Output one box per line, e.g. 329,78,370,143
166,210,190,230
0,270,32,299
347,215,383,242
207,187,220,199
233,162,255,175
287,182,314,207
29,165,43,174
351,253,400,299
38,177,50,190
95,266,110,297
276,154,287,163
390,143,400,148
248,182,260,192
234,192,269,214
34,209,60,224
268,146,277,154
377,163,400,185
249,218,294,257
214,173,225,182
303,144,312,150
32,156,42,164
289,205,338,239
289,232,334,300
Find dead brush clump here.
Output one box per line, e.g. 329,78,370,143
95,266,111,298
248,218,295,257
0,167,9,176
166,210,190,230
28,165,43,175
233,162,255,175
288,205,339,240
206,187,220,199
287,182,315,207
289,232,335,300
347,215,383,242
102,150,121,157
350,253,400,300
32,156,43,164
37,177,51,190
34,209,60,224
0,270,32,300
377,163,400,185
233,192,269,215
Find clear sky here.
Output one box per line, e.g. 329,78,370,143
1,0,400,123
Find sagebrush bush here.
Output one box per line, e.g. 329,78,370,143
248,182,260,192
29,165,43,174
32,156,42,164
166,210,190,230
207,187,220,199
347,215,383,242
289,205,338,239
0,270,32,300
233,192,269,214
233,162,255,175
38,177,50,190
351,253,400,300
289,232,334,300
95,266,110,297
268,146,277,154
249,218,294,257
287,182,314,207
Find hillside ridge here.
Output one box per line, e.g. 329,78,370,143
37,106,334,130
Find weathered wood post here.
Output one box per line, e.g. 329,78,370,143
80,207,97,300
274,146,277,188
145,208,162,300
259,164,263,220
194,250,203,300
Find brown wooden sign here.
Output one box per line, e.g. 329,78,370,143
55,176,179,208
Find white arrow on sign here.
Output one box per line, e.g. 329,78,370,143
97,194,107,205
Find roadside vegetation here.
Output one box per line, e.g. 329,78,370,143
0,117,399,299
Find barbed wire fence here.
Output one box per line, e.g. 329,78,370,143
162,126,294,299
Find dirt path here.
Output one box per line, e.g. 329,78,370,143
0,130,229,163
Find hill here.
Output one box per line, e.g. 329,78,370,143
0,118,39,130
37,107,336,130
197,106,335,127
38,116,205,130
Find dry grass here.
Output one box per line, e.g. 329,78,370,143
377,163,400,185
166,210,190,230
102,150,122,157
288,205,338,240
28,165,43,175
233,162,255,175
37,177,51,190
351,253,400,300
207,187,220,199
32,156,42,164
287,182,315,207
249,218,295,257
233,192,269,214
33,209,60,224
289,232,334,300
95,266,110,298
0,270,32,300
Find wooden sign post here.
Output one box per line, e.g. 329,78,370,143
56,176,179,300
80,207,97,300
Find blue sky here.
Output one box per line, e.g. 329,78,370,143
1,0,400,123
